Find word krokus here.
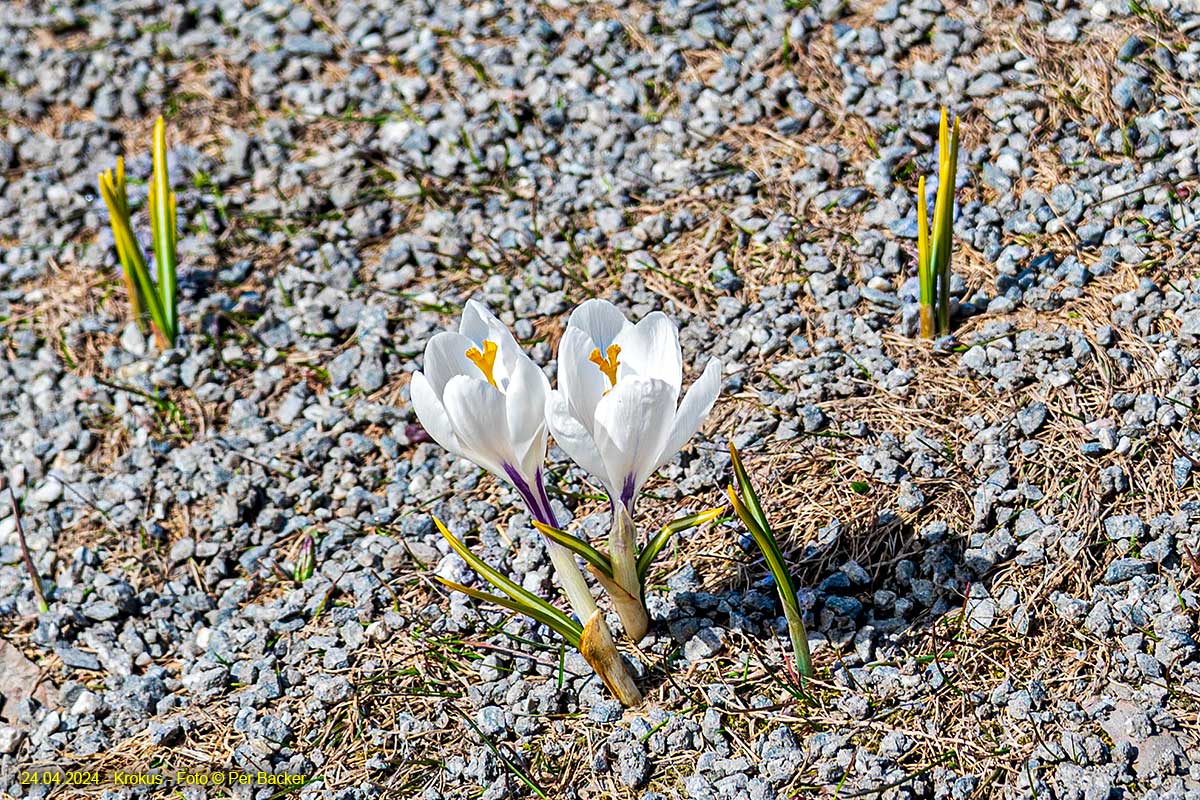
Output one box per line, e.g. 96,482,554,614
113,771,305,787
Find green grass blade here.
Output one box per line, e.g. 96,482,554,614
98,165,148,278
436,577,582,648
453,706,550,799
167,191,178,333
917,171,936,338
433,516,584,642
637,507,725,582
530,520,613,579
126,242,170,338
928,112,949,285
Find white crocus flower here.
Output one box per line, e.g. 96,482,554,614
410,300,597,622
545,298,722,639
546,298,723,514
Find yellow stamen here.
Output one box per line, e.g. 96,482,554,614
590,344,621,386
465,340,499,387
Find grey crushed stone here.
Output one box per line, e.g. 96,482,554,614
0,0,1199,797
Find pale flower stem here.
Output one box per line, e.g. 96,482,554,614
610,505,642,595
610,503,640,591
511,466,599,622
525,475,639,705
546,541,599,621
607,503,649,641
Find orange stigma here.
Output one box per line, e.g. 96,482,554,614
589,344,621,386
465,340,499,387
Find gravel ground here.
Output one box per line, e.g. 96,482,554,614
2,0,1200,797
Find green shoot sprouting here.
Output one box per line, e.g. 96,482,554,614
916,107,961,339
727,443,812,680
293,533,315,583
97,116,180,349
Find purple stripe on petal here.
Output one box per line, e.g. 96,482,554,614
534,467,560,528
620,474,636,510
504,463,557,528
502,463,540,516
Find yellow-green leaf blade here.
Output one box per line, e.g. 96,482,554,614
433,516,583,643
728,442,772,536
436,577,583,647
531,520,613,580
917,174,931,306
637,506,725,582
150,116,178,341
726,480,813,678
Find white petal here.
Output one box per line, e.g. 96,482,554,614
460,299,522,386
423,331,479,395
557,327,607,431
592,376,677,508
519,427,549,485
545,390,612,495
442,375,515,479
460,299,514,348
613,311,682,396
567,298,630,348
654,357,722,474
505,355,550,472
410,371,460,455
